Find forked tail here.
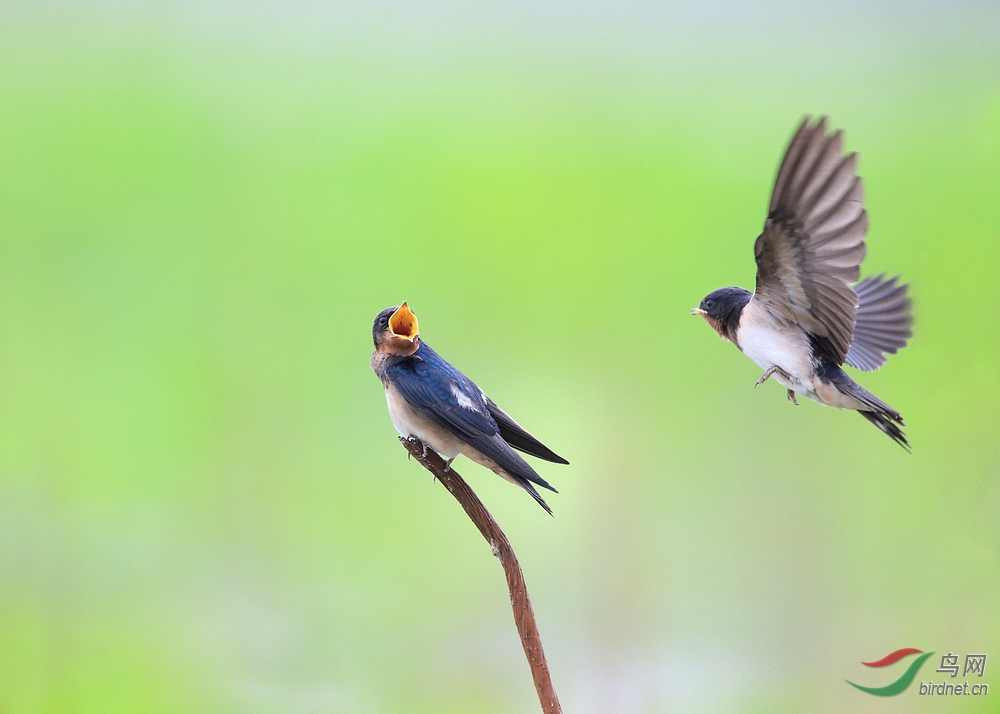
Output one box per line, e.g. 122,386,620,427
822,363,910,451
858,409,909,451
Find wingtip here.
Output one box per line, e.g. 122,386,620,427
535,477,559,494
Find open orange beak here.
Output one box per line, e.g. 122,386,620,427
388,302,419,342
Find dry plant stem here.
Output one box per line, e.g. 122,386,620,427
400,436,563,714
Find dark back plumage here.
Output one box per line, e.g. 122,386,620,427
384,341,565,513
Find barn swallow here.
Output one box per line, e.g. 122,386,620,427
693,117,913,449
371,303,568,513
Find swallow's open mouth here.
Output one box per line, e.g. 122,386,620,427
389,302,419,341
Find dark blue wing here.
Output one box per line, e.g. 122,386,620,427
486,397,569,464
385,343,556,495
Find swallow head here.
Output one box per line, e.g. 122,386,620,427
693,287,752,342
373,302,420,355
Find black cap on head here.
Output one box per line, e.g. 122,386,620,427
372,306,398,346
695,287,752,341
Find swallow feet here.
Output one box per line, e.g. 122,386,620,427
755,365,792,389
786,389,799,405
400,436,431,461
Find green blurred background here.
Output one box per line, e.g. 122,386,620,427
1,2,998,712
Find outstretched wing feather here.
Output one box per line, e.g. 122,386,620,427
754,117,868,365
844,274,913,372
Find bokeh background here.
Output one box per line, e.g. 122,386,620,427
1,1,998,712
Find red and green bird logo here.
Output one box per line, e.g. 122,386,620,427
846,648,934,696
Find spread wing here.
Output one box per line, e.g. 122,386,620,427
753,116,868,365
385,345,556,495
844,274,913,372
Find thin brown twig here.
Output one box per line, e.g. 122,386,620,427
399,436,563,714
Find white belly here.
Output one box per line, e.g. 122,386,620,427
384,383,464,458
736,303,816,394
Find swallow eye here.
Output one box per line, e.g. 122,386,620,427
380,316,389,326
704,299,713,309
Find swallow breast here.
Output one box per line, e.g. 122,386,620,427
737,300,814,392
384,383,464,458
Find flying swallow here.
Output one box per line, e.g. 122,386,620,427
693,117,913,449
371,303,568,513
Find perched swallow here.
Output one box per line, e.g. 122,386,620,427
371,303,568,513
693,117,913,449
